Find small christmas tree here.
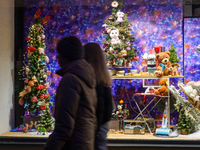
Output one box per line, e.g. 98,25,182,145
168,44,180,65
37,106,55,133
102,0,138,67
18,9,54,131
176,108,193,135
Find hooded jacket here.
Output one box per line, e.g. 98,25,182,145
44,59,97,150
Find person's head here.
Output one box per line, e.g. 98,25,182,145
84,43,112,87
56,36,83,67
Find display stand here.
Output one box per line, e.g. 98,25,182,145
111,75,184,133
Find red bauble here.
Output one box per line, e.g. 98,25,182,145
104,29,108,34
40,105,46,110
31,96,37,103
19,98,24,105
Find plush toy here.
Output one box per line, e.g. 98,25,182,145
109,28,121,45
154,78,168,95
154,51,172,77
171,64,180,76
19,75,38,98
116,11,124,23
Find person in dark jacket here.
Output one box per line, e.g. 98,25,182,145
84,43,113,150
44,36,97,150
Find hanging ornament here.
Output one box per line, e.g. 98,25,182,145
102,23,108,29
25,36,31,41
111,1,119,8
38,36,41,42
109,17,113,22
31,96,37,103
196,45,200,53
44,82,50,89
116,11,124,23
25,67,30,75
39,94,45,99
19,98,24,105
41,34,45,39
27,51,32,58
120,49,127,57
40,105,46,110
47,71,51,76
43,74,47,80
38,47,45,54
45,55,49,63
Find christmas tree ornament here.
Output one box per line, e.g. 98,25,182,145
25,36,31,41
27,51,32,58
44,83,50,89
31,96,38,103
120,49,127,57
38,47,45,54
43,74,47,79
45,55,49,63
109,17,113,22
40,105,46,110
19,98,24,105
116,11,124,23
111,1,119,8
102,23,108,29
110,28,121,45
25,67,30,75
196,45,200,53
47,70,51,76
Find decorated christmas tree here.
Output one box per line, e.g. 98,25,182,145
102,0,138,67
168,44,180,65
176,108,193,135
37,106,55,133
18,9,54,130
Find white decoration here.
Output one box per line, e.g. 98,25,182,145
43,75,47,79
26,67,30,75
38,48,45,54
41,34,45,39
45,56,49,63
116,11,124,23
109,28,121,45
102,23,108,29
111,1,119,7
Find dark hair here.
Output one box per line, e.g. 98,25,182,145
84,43,112,87
56,36,83,62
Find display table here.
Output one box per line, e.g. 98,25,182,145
1,131,200,149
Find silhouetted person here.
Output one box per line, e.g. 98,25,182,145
84,43,113,150
44,36,97,150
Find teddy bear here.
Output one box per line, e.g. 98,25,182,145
153,51,172,77
116,11,124,23
154,78,168,96
109,28,121,45
19,75,38,98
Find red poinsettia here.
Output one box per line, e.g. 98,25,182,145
40,105,46,110
27,45,36,51
36,84,45,90
39,94,45,99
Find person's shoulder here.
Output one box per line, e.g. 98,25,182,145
61,73,80,85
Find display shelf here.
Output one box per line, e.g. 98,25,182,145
111,75,184,79
1,131,200,149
